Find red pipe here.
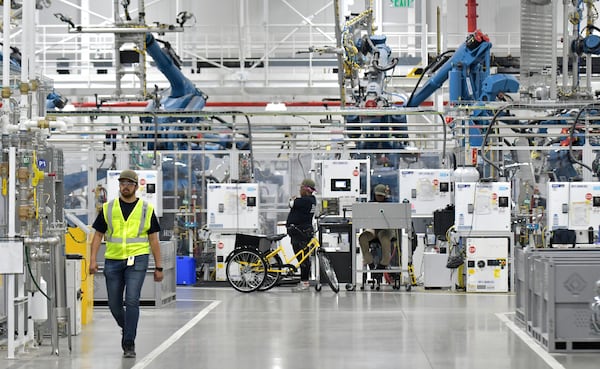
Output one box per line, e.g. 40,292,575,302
466,0,478,33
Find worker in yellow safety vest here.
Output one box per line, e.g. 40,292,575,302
89,169,162,359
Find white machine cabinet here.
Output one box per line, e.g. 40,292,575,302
206,183,259,231
546,182,570,231
208,183,260,280
465,237,509,292
318,160,367,198
399,169,453,216
454,182,511,232
316,159,369,216
213,234,237,281
107,170,163,216
568,182,600,231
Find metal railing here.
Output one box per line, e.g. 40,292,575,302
22,22,522,95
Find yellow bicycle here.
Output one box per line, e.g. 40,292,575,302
225,228,340,293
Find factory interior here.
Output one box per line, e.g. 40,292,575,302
1,0,600,368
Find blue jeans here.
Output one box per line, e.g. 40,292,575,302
103,254,148,344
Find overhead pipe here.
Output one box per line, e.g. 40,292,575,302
68,100,437,108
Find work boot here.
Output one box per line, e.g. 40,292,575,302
123,340,136,358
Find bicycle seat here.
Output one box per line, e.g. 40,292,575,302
266,233,287,242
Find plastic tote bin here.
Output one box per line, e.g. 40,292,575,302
176,256,196,285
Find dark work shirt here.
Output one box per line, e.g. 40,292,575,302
286,195,316,227
92,198,161,234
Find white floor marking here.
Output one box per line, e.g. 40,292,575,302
496,312,565,369
132,300,221,369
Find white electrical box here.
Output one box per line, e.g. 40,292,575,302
454,182,511,231
65,259,82,335
399,169,453,216
206,183,260,231
318,160,366,198
546,182,570,231
213,234,237,281
568,182,600,231
107,170,163,216
465,237,509,292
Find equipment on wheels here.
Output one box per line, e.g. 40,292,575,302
225,228,340,293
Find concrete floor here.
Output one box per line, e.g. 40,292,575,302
0,286,598,369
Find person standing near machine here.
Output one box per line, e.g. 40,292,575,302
359,184,394,276
286,178,317,291
89,169,163,358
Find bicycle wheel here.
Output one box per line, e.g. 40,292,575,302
226,249,267,293
318,252,340,293
258,253,283,291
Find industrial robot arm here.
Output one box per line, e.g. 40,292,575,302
406,30,519,107
145,33,205,100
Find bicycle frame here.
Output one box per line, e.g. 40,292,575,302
264,237,320,274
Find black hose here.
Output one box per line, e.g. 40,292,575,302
215,111,255,180
568,103,599,175
434,112,447,165
479,103,516,175
25,245,50,301
406,50,455,107
373,57,399,72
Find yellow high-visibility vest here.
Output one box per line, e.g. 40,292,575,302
103,199,153,260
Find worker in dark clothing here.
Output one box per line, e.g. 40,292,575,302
286,178,317,291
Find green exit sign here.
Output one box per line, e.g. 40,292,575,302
391,0,414,7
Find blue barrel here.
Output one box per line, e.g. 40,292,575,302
176,256,196,285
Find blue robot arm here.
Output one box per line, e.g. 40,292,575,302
143,34,249,152
145,33,206,102
406,30,519,107
144,33,208,150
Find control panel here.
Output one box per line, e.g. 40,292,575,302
465,237,509,292
206,183,259,231
399,169,453,216
454,182,511,231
